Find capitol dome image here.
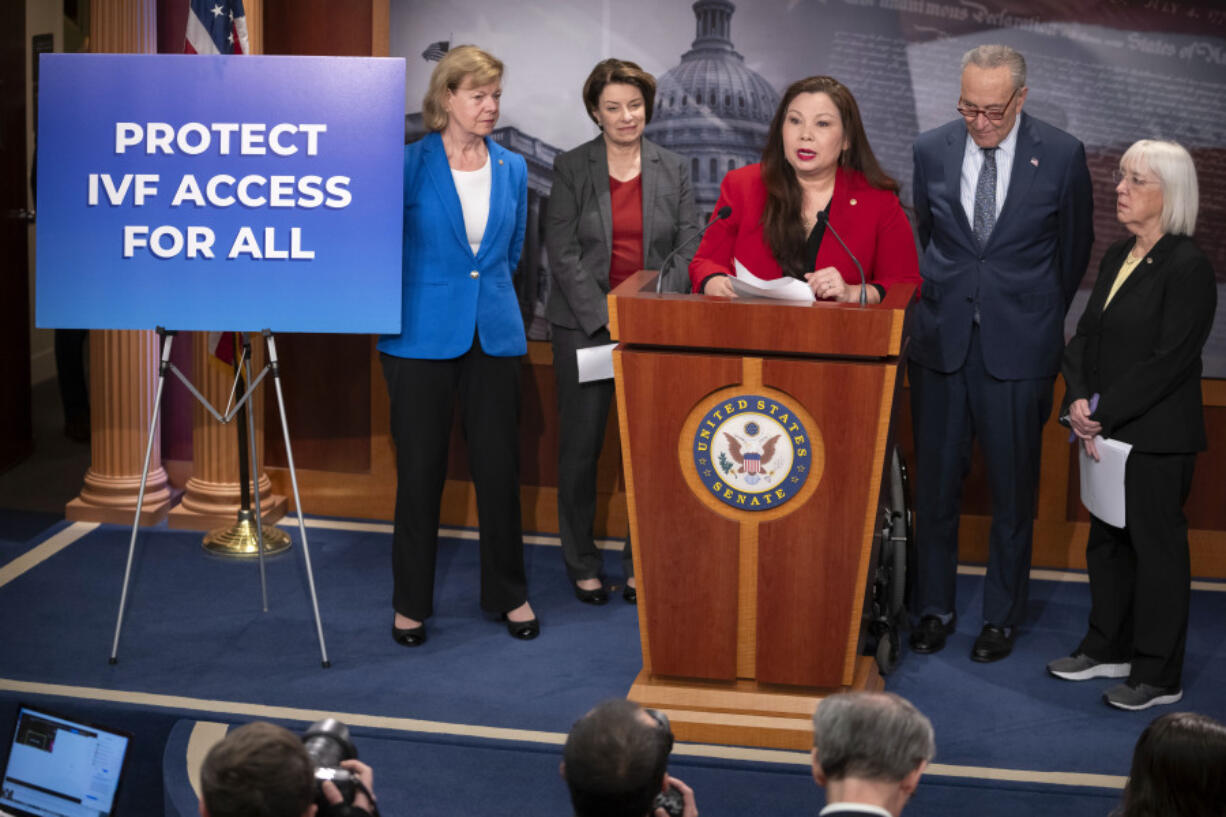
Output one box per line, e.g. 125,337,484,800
644,0,780,216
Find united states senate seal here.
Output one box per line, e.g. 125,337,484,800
692,394,810,511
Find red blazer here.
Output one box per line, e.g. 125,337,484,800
688,164,920,294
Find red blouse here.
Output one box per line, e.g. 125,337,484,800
609,174,644,290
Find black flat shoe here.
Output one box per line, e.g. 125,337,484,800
392,622,427,647
574,583,609,605
499,613,540,640
622,584,637,604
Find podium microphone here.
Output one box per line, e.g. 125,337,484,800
816,211,867,307
656,205,733,294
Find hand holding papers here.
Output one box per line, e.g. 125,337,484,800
730,259,815,302
1078,436,1132,528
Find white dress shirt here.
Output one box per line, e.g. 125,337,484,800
959,117,1019,226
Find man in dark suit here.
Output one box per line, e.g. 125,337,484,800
908,44,1094,662
811,692,934,816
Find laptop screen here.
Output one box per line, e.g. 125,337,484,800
0,705,130,817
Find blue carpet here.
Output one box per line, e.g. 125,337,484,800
3,519,1225,816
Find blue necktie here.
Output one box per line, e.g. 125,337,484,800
973,147,997,248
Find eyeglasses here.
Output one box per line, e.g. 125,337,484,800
1112,169,1159,189
956,87,1019,122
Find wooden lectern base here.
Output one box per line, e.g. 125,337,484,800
627,656,884,751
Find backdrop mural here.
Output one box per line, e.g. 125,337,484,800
390,0,1226,373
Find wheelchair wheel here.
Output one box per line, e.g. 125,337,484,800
868,446,913,676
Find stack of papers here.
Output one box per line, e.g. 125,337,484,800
731,259,815,302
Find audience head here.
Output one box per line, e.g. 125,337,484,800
199,721,315,817
562,698,673,817
811,692,935,816
1119,711,1226,817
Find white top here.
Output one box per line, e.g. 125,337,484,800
451,156,492,256
960,116,1019,227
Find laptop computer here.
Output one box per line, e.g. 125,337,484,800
0,704,130,817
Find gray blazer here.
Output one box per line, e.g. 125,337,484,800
544,135,702,335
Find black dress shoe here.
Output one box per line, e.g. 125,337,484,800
392,622,427,647
622,584,637,604
971,624,1015,663
909,614,955,654
500,613,540,640
574,583,609,605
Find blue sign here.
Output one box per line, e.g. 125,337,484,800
35,53,405,332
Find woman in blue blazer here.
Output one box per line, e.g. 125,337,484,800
378,45,538,646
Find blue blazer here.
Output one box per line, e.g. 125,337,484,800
378,131,528,360
909,112,1094,379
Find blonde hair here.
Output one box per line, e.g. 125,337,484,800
1121,139,1199,236
422,45,504,132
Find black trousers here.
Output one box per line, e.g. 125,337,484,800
1079,451,1195,688
909,325,1053,628
381,346,527,621
550,324,633,582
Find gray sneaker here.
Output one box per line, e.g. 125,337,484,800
1103,681,1183,711
1047,652,1131,681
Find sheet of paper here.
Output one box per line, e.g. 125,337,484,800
1078,436,1132,528
576,342,617,383
731,258,816,302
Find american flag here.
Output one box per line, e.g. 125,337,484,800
184,0,249,55
186,1,247,365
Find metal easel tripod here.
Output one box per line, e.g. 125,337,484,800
108,327,331,667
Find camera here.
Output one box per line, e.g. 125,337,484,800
644,709,684,817
302,718,359,811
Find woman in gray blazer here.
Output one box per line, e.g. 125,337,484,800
544,58,701,605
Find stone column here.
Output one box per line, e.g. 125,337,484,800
66,0,169,525
67,330,172,524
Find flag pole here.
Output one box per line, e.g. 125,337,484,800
204,332,290,556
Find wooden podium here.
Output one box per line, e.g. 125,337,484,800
609,271,915,750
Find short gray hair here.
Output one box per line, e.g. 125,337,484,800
1120,139,1199,236
812,692,935,783
962,44,1027,90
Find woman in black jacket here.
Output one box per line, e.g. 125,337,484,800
1047,139,1216,711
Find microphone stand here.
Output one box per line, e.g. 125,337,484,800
817,211,867,307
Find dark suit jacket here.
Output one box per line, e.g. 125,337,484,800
687,164,921,294
1061,234,1216,452
544,136,702,336
910,112,1094,379
377,132,528,360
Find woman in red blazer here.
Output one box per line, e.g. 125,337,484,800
689,76,919,301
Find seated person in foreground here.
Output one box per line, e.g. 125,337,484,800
1116,710,1226,816
811,692,935,817
689,75,920,303
199,721,377,817
562,698,698,817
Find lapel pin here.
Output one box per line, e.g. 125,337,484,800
1030,157,1039,167
849,198,858,206
498,159,504,165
